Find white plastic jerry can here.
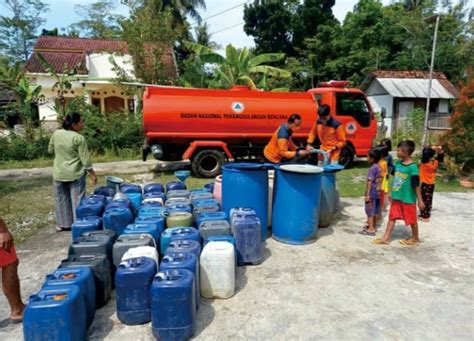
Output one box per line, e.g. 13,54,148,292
121,246,159,268
200,241,235,299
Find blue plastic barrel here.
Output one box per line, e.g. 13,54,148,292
167,190,191,199
72,216,102,241
109,198,133,211
222,163,270,240
167,204,193,214
272,164,323,244
195,211,228,228
169,227,201,245
103,207,134,236
166,181,187,192
43,267,95,328
94,186,116,198
121,183,142,194
165,240,201,258
138,205,167,218
233,215,262,265
125,192,143,211
76,200,105,219
123,223,160,246
160,253,200,309
24,285,86,341
81,194,107,205
59,254,112,308
193,198,220,208
144,183,164,194
150,269,195,341
160,227,186,256
319,164,343,227
115,257,157,325
134,216,166,234
143,191,166,203
204,183,214,193
165,197,191,207
190,192,214,204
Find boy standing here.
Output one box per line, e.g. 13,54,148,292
359,148,382,236
373,140,425,246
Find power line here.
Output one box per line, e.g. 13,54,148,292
211,22,245,35
202,1,250,21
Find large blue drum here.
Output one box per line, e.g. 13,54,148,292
272,164,323,245
222,163,270,240
319,164,344,227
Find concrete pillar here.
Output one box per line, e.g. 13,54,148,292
100,97,105,114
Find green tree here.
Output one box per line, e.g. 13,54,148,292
243,0,299,56
120,4,179,85
69,0,123,39
0,0,49,63
194,23,219,49
184,42,291,89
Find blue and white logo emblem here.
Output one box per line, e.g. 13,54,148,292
345,121,357,134
231,102,245,114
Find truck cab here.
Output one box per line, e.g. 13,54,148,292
307,80,377,166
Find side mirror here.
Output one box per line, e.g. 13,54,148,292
381,107,387,119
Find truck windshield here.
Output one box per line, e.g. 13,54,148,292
336,93,371,127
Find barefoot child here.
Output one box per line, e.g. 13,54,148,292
359,148,381,236
419,145,444,222
373,140,426,245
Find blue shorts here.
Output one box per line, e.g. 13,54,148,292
365,198,381,217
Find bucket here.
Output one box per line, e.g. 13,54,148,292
213,175,222,205
319,164,344,227
106,176,124,189
272,164,323,245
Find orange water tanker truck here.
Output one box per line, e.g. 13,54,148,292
142,81,377,178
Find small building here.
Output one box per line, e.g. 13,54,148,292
24,36,177,128
362,70,459,136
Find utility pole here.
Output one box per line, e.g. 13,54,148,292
422,14,440,146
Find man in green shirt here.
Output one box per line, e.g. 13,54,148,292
373,140,425,246
48,113,97,231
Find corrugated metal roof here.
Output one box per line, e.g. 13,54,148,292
377,78,455,99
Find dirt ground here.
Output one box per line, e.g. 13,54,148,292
0,192,473,340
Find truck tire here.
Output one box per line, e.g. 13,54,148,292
339,145,355,168
192,150,225,178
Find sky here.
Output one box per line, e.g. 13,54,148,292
37,0,371,50
20,0,474,52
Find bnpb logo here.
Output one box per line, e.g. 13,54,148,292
345,121,357,134
231,102,245,114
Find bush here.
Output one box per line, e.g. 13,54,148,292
441,76,474,167
0,133,51,161
393,108,425,148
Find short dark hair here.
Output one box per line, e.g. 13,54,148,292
397,140,416,155
368,148,382,163
288,113,302,124
376,144,389,158
379,138,392,151
62,112,82,130
318,104,330,117
421,146,435,163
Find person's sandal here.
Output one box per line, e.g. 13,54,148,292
55,226,71,232
358,230,376,236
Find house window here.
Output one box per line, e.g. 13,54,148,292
104,96,125,113
335,93,371,127
91,98,101,110
429,99,439,113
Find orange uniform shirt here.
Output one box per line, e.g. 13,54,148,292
420,160,439,185
307,117,346,161
264,124,298,163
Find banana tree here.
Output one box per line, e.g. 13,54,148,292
37,53,80,117
184,42,291,89
13,76,43,142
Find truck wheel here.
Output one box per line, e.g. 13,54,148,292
339,145,355,168
192,150,225,178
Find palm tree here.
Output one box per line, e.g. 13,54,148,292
194,23,220,49
184,42,291,89
143,0,205,28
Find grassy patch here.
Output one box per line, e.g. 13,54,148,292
0,149,141,170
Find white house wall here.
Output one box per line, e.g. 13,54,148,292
368,95,393,136
87,53,135,79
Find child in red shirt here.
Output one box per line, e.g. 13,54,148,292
419,145,444,222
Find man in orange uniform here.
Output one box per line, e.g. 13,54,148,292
264,114,310,163
306,104,346,164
